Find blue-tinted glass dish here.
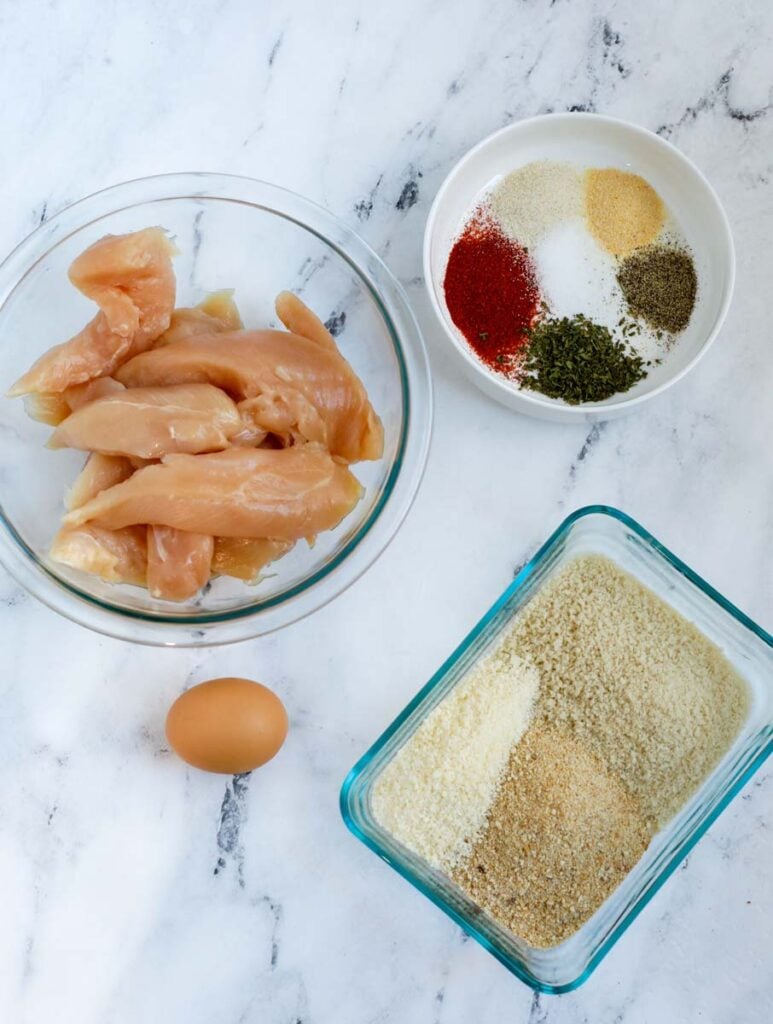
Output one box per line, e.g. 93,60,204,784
341,506,773,993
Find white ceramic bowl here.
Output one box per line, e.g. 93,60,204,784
423,113,735,423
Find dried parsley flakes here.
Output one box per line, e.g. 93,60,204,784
520,314,646,404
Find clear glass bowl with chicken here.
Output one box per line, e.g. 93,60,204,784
0,175,431,645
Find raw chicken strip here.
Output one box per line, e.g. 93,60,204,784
115,330,384,463
24,377,125,426
155,290,243,346
9,228,176,396
229,409,269,448
66,376,126,411
275,291,337,352
212,537,293,583
147,526,213,601
65,453,134,511
196,290,243,327
9,316,128,397
63,446,363,539
236,392,327,448
49,383,242,459
50,524,147,586
23,392,71,426
70,228,175,340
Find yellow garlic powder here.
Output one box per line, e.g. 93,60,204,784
584,167,665,256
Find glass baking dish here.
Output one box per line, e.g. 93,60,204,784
340,506,773,993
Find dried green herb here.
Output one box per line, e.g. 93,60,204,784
521,314,647,404
617,245,697,333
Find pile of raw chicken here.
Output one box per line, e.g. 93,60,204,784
8,228,383,601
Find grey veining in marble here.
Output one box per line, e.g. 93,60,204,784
1,1,772,1022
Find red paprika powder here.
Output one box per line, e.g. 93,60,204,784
443,212,540,373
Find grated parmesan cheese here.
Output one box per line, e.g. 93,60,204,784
371,647,538,870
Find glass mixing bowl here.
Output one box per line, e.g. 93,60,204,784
0,174,432,645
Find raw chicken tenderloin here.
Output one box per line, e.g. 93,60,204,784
49,383,242,459
274,291,338,353
65,376,126,411
212,537,293,583
236,392,328,449
65,453,134,511
70,228,175,341
52,451,145,586
147,526,214,601
11,315,136,398
50,525,147,586
63,446,363,539
155,290,243,346
115,330,383,463
9,228,176,396
23,392,72,426
194,290,243,327
23,377,126,426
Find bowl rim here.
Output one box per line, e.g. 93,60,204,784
340,504,772,992
0,172,433,645
422,112,736,417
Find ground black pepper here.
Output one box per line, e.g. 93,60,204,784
617,245,697,333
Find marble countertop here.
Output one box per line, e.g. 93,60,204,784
1,1,772,1021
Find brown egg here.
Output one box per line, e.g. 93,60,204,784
165,677,288,774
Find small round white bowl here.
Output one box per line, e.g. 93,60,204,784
423,113,735,423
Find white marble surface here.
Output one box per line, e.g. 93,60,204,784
1,1,772,1021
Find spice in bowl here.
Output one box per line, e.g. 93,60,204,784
490,160,583,249
442,214,539,374
584,167,665,257
617,244,698,333
372,554,750,948
520,313,646,404
442,160,699,404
